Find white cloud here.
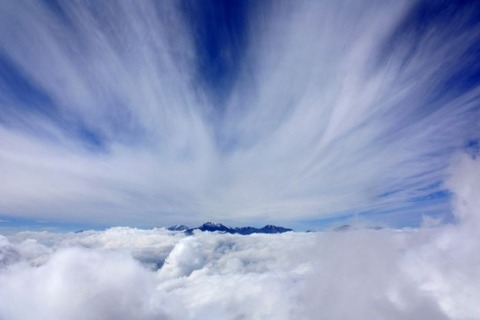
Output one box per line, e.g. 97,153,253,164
1,0,478,226
0,155,480,319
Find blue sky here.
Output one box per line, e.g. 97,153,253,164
0,0,479,231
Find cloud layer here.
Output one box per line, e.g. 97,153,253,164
0,155,479,319
1,0,479,227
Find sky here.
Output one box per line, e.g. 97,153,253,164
1,0,480,230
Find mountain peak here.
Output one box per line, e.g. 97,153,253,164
167,225,190,231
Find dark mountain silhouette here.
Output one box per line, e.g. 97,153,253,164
167,222,293,235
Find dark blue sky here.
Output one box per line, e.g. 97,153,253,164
180,0,251,106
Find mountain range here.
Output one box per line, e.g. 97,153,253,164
168,222,293,235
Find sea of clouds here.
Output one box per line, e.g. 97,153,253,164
0,155,479,320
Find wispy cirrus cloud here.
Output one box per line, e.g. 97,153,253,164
0,0,479,227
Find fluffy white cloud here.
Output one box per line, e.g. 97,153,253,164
0,156,479,319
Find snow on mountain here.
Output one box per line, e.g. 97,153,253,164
180,222,293,235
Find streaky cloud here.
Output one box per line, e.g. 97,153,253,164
0,0,479,227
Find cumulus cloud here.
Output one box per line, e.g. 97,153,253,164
1,0,479,226
0,155,479,319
